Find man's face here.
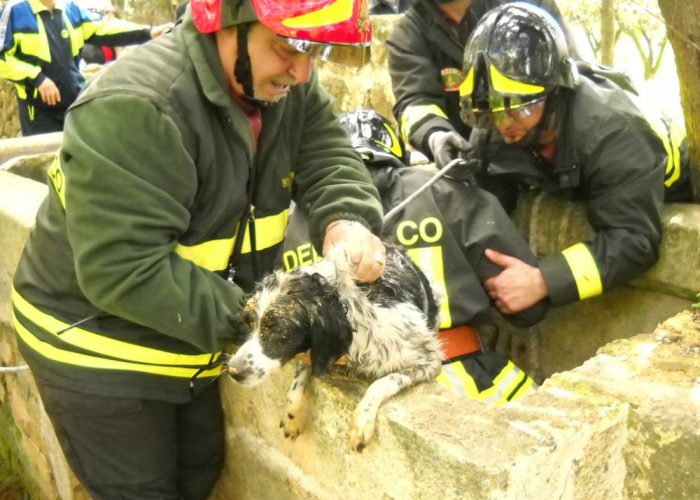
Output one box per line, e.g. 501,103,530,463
491,101,545,144
216,22,315,103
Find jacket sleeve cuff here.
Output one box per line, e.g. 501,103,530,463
411,116,455,158
539,253,581,306
31,73,46,87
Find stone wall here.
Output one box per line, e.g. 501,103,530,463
1,13,700,500
2,137,700,499
1,80,20,139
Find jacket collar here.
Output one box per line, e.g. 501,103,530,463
29,0,64,13
179,13,291,163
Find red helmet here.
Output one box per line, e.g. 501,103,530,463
191,0,371,66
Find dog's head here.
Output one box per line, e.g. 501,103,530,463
227,267,353,386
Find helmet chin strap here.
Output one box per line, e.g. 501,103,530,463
233,23,273,107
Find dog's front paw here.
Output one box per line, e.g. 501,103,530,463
347,408,377,452
280,395,308,440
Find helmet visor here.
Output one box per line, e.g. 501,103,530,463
282,37,371,67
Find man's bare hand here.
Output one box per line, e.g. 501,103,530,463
38,78,61,106
150,22,174,38
483,248,548,314
323,220,385,283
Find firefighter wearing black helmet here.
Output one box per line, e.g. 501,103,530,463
284,109,549,403
386,0,575,169
458,3,692,313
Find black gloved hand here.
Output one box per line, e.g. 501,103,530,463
428,130,481,182
428,130,473,169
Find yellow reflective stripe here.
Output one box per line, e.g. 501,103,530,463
174,209,289,271
399,104,448,143
489,65,545,95
15,31,51,61
62,12,83,57
14,314,222,378
91,18,147,37
561,243,603,300
47,155,66,208
407,246,451,328
378,121,403,158
0,45,43,83
508,375,536,402
498,364,528,403
665,120,685,187
28,0,48,14
175,237,234,272
12,287,218,366
648,116,685,188
484,361,522,405
459,67,474,97
438,360,481,398
282,0,352,28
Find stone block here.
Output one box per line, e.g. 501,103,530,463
0,172,47,327
0,133,62,165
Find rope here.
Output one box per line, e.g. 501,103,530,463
0,364,29,373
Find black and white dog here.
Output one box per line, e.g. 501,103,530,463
227,243,444,451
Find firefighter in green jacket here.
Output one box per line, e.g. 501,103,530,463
0,0,172,136
457,3,692,314
283,109,547,403
12,0,384,496
387,0,574,169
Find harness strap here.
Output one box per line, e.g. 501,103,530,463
439,325,481,361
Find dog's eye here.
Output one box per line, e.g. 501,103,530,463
242,308,258,330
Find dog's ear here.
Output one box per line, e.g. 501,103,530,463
307,273,353,376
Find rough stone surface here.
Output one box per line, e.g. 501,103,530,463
2,144,700,498
1,80,20,139
0,133,62,165
1,10,699,496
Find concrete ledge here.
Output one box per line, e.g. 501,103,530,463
0,133,62,165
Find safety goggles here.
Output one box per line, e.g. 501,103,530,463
461,93,545,129
281,37,371,67
487,96,546,127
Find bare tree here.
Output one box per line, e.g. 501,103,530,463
617,1,668,80
601,0,616,65
658,0,700,200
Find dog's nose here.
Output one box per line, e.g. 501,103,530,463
227,361,252,383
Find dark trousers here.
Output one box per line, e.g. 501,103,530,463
17,98,66,136
35,380,225,500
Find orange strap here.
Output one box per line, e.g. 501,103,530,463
439,325,481,360
295,326,480,366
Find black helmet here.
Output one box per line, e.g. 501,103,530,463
459,3,576,129
339,109,408,169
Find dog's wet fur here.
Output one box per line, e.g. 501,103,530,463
227,243,444,451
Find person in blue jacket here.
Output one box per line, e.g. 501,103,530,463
0,0,172,135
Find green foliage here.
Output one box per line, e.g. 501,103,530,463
0,408,29,498
693,292,700,309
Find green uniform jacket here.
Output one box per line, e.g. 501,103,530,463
282,166,548,329
387,0,573,158
471,73,666,306
12,14,382,402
